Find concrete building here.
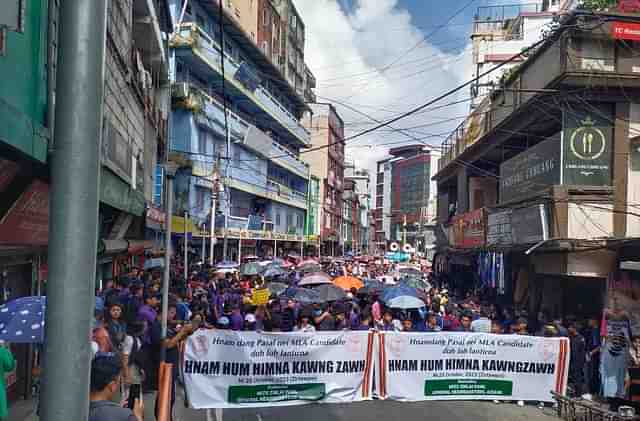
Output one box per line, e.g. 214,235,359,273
434,9,640,320
345,161,371,255
374,146,436,256
0,0,171,403
169,0,311,261
303,103,345,256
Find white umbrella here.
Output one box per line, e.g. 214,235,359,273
387,295,426,310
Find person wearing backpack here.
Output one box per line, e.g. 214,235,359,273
122,321,145,403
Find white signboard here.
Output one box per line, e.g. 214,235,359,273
184,330,375,409
377,332,569,402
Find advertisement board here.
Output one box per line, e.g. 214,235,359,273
486,209,512,246
450,209,485,248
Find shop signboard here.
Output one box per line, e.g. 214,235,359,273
146,205,166,230
612,21,640,41
486,209,512,246
562,104,613,186
450,208,485,248
511,204,550,244
500,136,560,203
0,180,49,245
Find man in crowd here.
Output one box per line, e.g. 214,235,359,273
89,355,143,421
567,322,586,397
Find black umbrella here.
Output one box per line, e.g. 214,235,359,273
281,287,321,304
313,284,347,303
265,282,288,296
358,280,385,295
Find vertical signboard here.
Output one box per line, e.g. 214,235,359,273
562,104,613,186
486,209,512,246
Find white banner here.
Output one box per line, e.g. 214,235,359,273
377,332,569,402
183,330,375,409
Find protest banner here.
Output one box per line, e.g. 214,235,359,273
183,330,375,408
251,288,270,306
377,332,569,402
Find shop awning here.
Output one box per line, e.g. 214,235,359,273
100,167,145,216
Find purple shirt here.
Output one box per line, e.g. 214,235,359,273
138,304,157,344
230,311,244,331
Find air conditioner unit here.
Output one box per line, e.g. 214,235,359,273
173,82,189,99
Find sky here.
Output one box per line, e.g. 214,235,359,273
293,0,526,175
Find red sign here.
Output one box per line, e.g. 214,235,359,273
619,0,640,13
612,21,640,40
0,180,50,246
450,208,486,248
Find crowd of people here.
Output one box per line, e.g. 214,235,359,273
86,255,640,420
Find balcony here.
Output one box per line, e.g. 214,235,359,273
225,176,307,210
437,15,640,175
473,3,547,38
173,83,309,179
170,23,310,147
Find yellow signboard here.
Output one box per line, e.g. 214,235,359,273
251,288,270,306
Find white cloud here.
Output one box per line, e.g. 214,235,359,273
294,0,474,177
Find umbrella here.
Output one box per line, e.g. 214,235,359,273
400,276,430,290
358,280,385,295
379,275,397,285
263,265,287,279
240,262,263,276
215,268,238,274
333,276,364,291
398,267,423,278
381,284,419,303
257,260,273,267
143,258,164,270
313,284,347,302
281,287,321,304
0,296,46,343
272,258,294,269
216,260,239,269
387,295,426,310
299,272,333,286
265,282,288,296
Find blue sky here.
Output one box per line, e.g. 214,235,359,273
294,0,520,171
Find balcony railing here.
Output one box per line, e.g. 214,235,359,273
267,179,307,205
171,23,310,146
473,3,544,36
270,140,309,178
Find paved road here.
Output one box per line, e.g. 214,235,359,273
174,400,561,421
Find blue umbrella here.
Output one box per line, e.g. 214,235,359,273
381,284,418,303
0,296,46,343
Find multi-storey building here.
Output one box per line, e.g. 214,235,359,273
374,145,435,255
303,103,345,256
434,6,640,321
305,175,321,256
0,0,170,403
169,0,311,261
345,162,371,255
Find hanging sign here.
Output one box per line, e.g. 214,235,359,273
612,21,640,41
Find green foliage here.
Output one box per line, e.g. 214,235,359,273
581,0,617,10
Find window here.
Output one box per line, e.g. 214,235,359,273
275,212,281,226
287,213,293,227
198,129,208,154
195,186,207,210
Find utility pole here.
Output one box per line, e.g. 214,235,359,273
161,165,176,353
41,1,106,420
184,211,189,280
209,182,217,265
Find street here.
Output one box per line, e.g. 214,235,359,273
174,400,560,421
